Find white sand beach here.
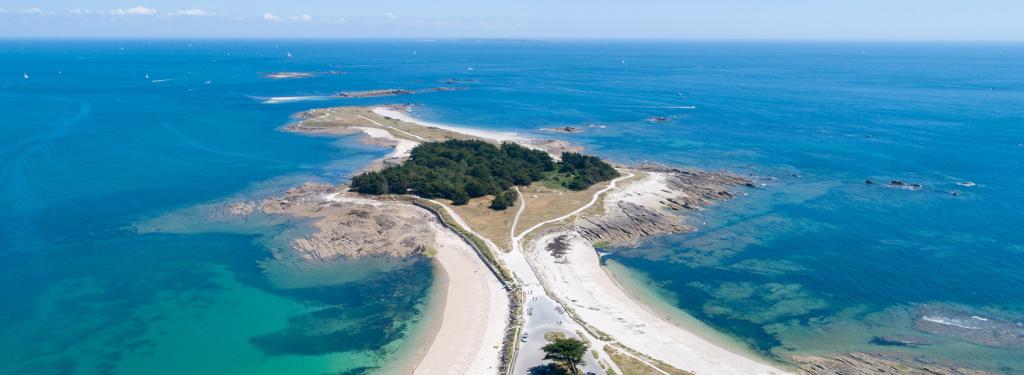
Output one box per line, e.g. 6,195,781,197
527,231,791,375
352,126,418,159
413,221,510,374
372,106,525,143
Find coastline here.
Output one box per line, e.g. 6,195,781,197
602,259,790,367
371,106,524,143
410,220,510,374
282,107,513,374
377,261,449,375
280,104,790,374
527,231,790,375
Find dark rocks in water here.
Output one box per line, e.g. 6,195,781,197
443,78,479,84
338,89,415,98
794,352,991,375
645,116,672,123
428,86,469,92
870,335,929,347
888,180,923,190
540,126,583,134
864,179,874,184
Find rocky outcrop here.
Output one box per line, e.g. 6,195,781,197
575,202,693,245
657,168,754,209
290,205,435,262
239,183,436,262
573,168,752,246
793,353,991,375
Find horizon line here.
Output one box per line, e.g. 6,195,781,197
2,36,1024,43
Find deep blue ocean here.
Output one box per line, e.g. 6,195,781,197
1,40,1022,374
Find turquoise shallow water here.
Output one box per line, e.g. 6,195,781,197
2,40,1023,373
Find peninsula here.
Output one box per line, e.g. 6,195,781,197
225,105,983,375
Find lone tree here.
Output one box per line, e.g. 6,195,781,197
489,189,518,210
541,337,588,374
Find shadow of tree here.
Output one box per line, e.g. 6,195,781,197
527,363,572,375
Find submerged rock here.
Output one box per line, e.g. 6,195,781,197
913,306,1024,350
794,352,991,375
540,126,583,134
338,89,415,98
869,335,930,347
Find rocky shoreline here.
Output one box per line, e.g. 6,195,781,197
244,105,994,375
230,183,438,261
574,166,753,246
793,352,990,375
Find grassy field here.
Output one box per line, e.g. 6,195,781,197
604,346,692,375
447,178,610,252
513,180,609,236
543,331,568,342
447,195,518,250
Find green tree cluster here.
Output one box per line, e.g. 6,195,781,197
489,189,518,210
558,152,620,191
350,139,618,209
541,337,589,374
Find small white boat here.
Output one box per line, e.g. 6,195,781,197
23,72,29,79
145,74,150,80
286,52,294,58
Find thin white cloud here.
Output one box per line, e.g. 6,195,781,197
110,6,158,16
169,9,213,17
384,12,397,21
290,14,312,22
0,8,8,14
262,12,281,21
19,8,43,15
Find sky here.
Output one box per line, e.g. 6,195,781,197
0,0,1022,40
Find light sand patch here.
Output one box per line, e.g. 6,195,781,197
606,171,673,208
373,106,524,143
353,126,418,159
413,221,510,375
527,231,791,375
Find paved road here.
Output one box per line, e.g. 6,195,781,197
512,285,606,375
